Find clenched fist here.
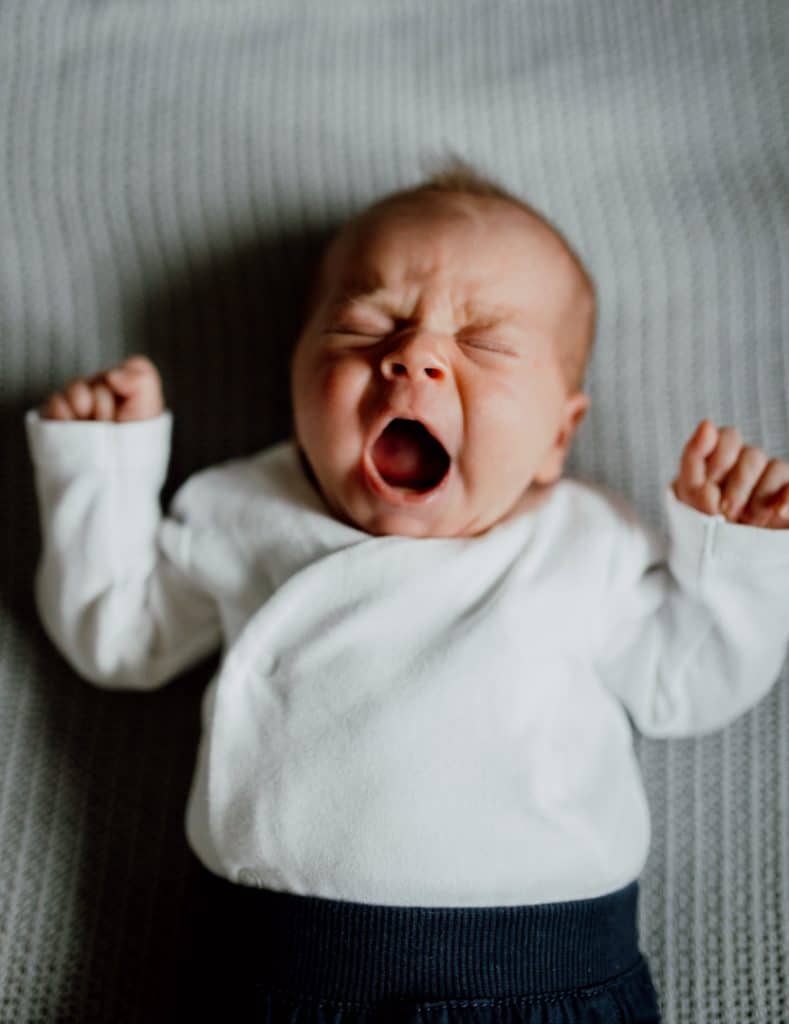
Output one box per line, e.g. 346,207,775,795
671,419,789,529
39,354,165,423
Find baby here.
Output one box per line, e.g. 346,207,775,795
25,160,789,1023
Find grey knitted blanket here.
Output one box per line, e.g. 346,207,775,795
3,1,788,1020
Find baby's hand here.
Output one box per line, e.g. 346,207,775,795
671,419,789,529
39,354,165,423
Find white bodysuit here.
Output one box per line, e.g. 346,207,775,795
24,407,789,907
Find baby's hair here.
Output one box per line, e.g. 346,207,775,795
303,151,597,394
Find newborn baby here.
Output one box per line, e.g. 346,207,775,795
25,166,789,1023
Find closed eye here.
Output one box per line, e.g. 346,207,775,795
459,337,516,356
460,339,503,351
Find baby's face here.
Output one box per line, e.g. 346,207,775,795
290,192,590,538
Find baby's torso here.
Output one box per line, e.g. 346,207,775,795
182,443,651,905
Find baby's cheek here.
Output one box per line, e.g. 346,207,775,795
316,357,355,402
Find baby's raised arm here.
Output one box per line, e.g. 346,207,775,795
593,418,789,739
25,355,223,690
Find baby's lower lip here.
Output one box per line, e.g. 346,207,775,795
361,450,453,506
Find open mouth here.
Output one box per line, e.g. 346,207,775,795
366,418,452,500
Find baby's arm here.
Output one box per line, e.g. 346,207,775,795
593,420,789,739
25,356,223,690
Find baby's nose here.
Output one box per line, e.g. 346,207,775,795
380,331,448,381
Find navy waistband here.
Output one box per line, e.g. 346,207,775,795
198,870,643,1003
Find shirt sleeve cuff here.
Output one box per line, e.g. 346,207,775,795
24,407,174,474
663,482,789,565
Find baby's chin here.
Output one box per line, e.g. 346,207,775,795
355,479,557,538
337,486,464,538
338,492,513,540
357,509,460,539
333,475,470,538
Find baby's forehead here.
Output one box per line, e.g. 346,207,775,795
325,192,574,300
343,191,556,255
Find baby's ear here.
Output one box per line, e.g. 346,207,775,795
557,391,590,447
534,392,590,484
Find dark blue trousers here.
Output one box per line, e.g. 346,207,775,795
176,864,662,1023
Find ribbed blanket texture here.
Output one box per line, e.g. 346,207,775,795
2,2,788,1020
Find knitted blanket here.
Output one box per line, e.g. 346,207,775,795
3,1,787,1020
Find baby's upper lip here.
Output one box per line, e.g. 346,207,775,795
366,406,453,460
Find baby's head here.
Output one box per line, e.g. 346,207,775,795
289,157,596,538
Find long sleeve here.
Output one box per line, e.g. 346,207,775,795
593,483,789,738
24,407,223,691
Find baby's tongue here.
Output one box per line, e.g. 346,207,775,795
371,419,445,488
